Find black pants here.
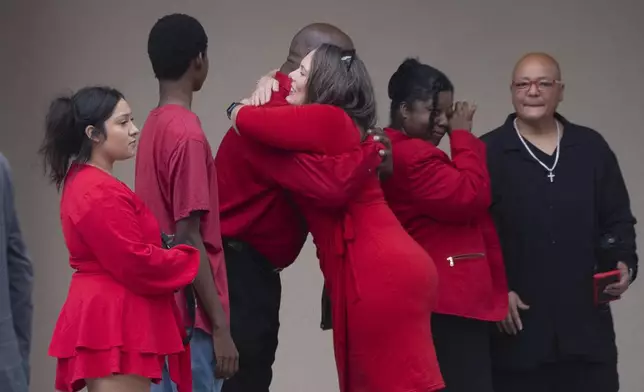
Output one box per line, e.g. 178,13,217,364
221,239,281,392
320,285,332,330
492,359,619,392
431,313,495,392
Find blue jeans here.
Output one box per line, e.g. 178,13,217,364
151,329,224,392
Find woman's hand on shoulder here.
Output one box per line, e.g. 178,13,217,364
367,127,393,180
249,69,281,106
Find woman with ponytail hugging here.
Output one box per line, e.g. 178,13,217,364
380,58,509,392
40,86,199,392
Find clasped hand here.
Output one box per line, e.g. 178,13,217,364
241,69,280,106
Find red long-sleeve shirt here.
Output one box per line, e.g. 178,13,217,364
381,128,508,321
50,164,199,392
217,73,379,268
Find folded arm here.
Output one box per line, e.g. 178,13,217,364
75,185,200,296
247,140,382,207
408,130,491,222
232,104,358,154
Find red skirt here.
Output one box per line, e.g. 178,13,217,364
50,274,193,391
55,348,164,391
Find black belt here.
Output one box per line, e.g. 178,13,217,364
223,238,283,273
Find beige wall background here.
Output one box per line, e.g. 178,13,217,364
1,0,642,391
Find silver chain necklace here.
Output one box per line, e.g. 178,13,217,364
513,118,561,183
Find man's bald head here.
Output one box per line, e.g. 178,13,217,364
513,52,562,81
511,52,564,125
281,23,354,73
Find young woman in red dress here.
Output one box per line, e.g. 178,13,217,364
380,58,509,392
227,45,444,392
40,86,200,392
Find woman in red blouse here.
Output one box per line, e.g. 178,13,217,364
39,87,200,392
226,45,444,392
380,58,509,392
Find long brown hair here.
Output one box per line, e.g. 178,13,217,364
306,44,377,131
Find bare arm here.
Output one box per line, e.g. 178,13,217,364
175,213,227,332
167,137,238,378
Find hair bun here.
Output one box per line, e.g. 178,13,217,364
398,58,421,73
388,57,421,100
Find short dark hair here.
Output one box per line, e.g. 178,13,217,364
388,58,454,125
147,13,208,81
39,86,124,189
306,44,376,130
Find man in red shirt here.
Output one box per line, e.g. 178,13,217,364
216,23,384,392
136,14,237,392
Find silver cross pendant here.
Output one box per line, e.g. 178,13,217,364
547,171,555,183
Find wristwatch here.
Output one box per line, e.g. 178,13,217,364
226,102,243,120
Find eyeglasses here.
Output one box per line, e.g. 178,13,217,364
511,79,562,91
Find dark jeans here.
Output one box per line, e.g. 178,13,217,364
431,313,495,392
221,239,281,392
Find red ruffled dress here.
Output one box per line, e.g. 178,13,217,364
235,105,445,392
48,164,200,392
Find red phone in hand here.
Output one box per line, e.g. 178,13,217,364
593,270,622,305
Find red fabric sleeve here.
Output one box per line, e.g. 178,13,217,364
247,141,382,207
168,139,212,222
267,71,291,106
74,184,200,296
407,130,491,222
480,213,509,319
235,104,358,154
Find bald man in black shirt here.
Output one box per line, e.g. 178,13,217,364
482,53,637,392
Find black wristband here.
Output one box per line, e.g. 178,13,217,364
226,102,243,120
